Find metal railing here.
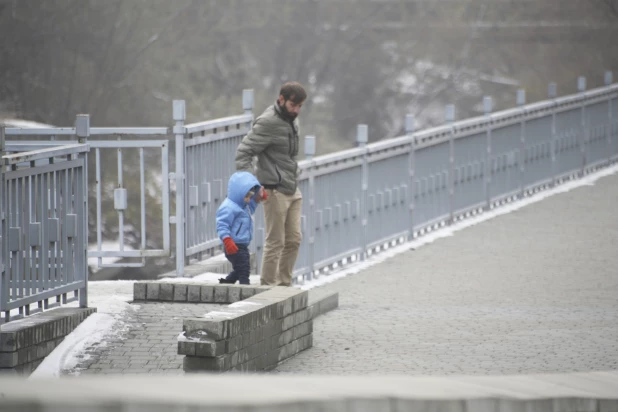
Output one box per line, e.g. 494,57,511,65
280,74,618,282
2,72,616,307
4,125,173,269
173,94,254,272
0,124,90,322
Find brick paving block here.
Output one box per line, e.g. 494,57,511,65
177,341,196,356
133,283,147,301
281,312,295,332
214,286,229,303
184,354,230,372
187,285,201,302
249,328,264,347
0,331,17,352
240,286,256,300
173,284,188,302
294,308,312,326
146,283,160,300
255,353,267,371
159,283,174,301
254,285,272,294
230,351,240,368
238,332,249,350
265,348,280,370
226,335,243,353
228,287,241,303
200,286,214,302
184,318,227,341
195,340,225,357
0,352,18,368
291,290,309,312
274,329,294,349
292,321,313,341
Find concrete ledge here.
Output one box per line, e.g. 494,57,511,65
134,282,272,304
3,371,618,411
179,286,313,373
0,307,96,376
307,289,339,319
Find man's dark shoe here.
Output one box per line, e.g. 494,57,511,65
218,278,235,284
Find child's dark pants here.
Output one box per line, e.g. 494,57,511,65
224,244,250,285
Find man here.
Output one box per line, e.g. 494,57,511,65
235,82,307,286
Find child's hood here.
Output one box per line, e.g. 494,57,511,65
227,171,260,207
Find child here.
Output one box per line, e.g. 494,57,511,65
216,171,267,285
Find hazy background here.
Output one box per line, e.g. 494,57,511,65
2,0,617,150
1,0,616,278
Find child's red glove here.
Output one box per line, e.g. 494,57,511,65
222,237,238,254
255,186,268,203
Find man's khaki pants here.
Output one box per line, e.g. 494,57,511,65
261,188,302,286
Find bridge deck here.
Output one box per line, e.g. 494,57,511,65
273,171,618,375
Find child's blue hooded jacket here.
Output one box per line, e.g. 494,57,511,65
216,171,261,245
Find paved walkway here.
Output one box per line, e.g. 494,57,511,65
273,172,618,375
71,171,618,377
75,302,221,375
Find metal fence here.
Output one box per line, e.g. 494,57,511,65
2,73,617,310
4,128,172,268
280,75,618,283
173,94,254,270
0,130,90,323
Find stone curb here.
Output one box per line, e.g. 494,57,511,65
307,289,339,319
133,282,271,304
179,286,313,373
0,307,97,375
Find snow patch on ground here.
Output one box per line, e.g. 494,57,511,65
29,281,135,379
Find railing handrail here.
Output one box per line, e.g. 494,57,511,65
5,127,170,136
184,114,253,134
2,143,89,165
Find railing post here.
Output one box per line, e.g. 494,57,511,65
605,72,613,165
304,135,316,282
75,115,89,308
517,89,526,199
483,97,493,210
547,83,559,187
243,89,254,118
0,126,5,317
357,124,368,261
578,76,587,176
173,100,187,277
243,89,258,272
405,115,415,239
445,105,455,224
517,89,526,198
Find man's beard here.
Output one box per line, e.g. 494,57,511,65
279,102,297,120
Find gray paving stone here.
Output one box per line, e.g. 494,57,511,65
67,301,223,376
133,283,146,300
159,284,174,301
146,283,160,300
187,285,201,302
201,286,215,302
273,172,618,376
173,284,188,302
